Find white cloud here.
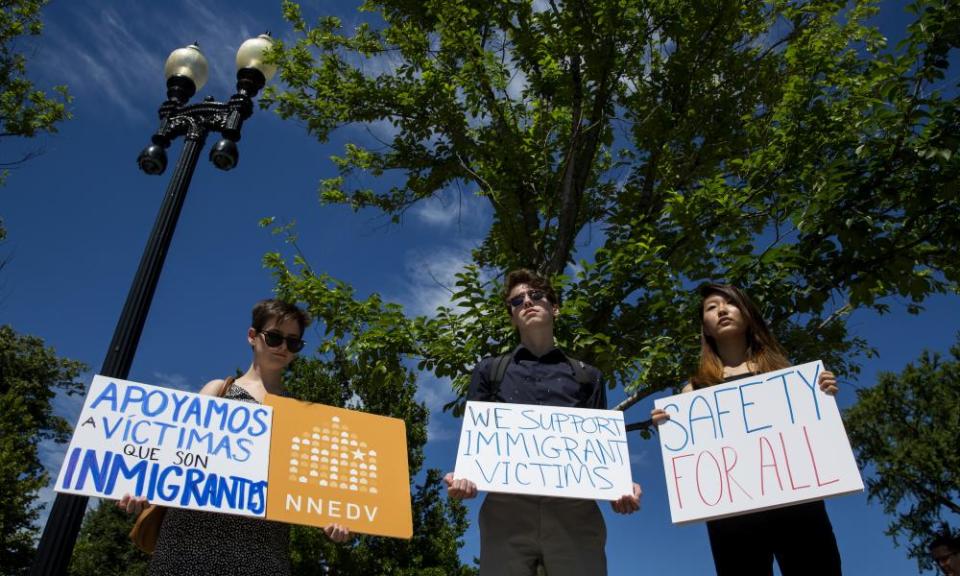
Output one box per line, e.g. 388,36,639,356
34,378,92,529
34,439,82,528
397,245,475,318
628,444,653,470
505,55,529,101
39,7,158,121
34,2,262,122
355,49,403,78
426,415,457,443
359,117,404,144
346,391,364,410
566,260,585,278
508,70,529,101
152,371,193,391
414,373,458,441
392,243,488,443
413,196,461,227
411,185,486,229
415,372,451,413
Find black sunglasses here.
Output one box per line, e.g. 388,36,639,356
508,289,547,309
259,330,305,353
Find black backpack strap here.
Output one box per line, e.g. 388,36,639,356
487,353,513,400
485,351,597,402
562,353,606,408
563,354,595,385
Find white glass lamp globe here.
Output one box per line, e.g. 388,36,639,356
163,43,209,91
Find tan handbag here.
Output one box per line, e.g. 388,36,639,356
129,377,237,553
128,503,166,554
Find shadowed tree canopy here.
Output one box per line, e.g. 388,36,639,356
0,0,72,270
251,0,960,567
0,326,86,575
263,0,959,418
0,4,75,574
0,0,71,179
844,335,960,570
68,501,148,576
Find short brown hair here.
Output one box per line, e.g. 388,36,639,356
503,269,559,314
252,299,310,337
930,531,960,553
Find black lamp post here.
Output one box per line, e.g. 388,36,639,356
30,35,277,576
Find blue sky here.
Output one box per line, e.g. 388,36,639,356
2,1,957,574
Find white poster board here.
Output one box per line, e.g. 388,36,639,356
453,401,633,500
653,360,863,524
55,375,272,518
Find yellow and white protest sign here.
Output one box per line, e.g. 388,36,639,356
55,375,272,517
263,395,413,539
453,401,633,500
55,376,414,539
654,360,864,524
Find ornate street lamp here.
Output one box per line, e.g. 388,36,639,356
137,34,277,176
31,35,277,576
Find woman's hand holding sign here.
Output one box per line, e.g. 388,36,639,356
610,482,642,514
443,472,478,499
117,494,149,515
650,408,670,426
817,370,838,395
324,524,351,543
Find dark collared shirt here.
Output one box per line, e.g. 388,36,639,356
467,345,606,409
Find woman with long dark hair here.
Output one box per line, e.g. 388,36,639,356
652,284,842,576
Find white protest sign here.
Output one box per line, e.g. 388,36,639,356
55,375,272,518
653,360,863,524
453,401,633,500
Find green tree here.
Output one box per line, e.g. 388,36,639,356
0,0,71,182
845,336,960,570
0,325,86,575
0,0,72,272
68,500,148,576
263,0,959,421
0,0,70,133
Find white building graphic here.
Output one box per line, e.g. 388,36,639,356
287,415,379,494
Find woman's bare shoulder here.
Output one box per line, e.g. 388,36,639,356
199,379,226,396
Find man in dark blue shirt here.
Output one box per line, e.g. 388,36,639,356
445,269,641,576
467,346,606,408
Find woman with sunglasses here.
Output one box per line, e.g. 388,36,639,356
118,299,349,575
651,284,842,576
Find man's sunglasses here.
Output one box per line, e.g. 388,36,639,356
259,330,305,353
508,289,547,309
